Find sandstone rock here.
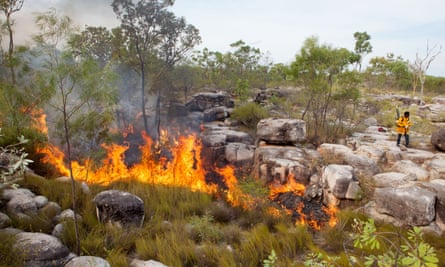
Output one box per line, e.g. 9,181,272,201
419,179,445,223
423,158,445,180
0,212,11,228
54,209,82,224
374,186,436,226
33,195,48,208
401,149,435,165
93,190,145,227
251,145,314,184
371,172,417,188
7,193,38,217
355,145,385,162
256,118,306,145
363,117,378,126
431,128,445,151
203,106,229,122
130,259,169,267
391,160,429,181
65,256,111,267
344,153,380,177
186,92,233,112
322,164,359,200
12,232,71,266
318,143,380,177
224,143,255,165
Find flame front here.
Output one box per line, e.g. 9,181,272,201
36,117,338,228
216,165,254,208
269,174,306,199
39,130,217,194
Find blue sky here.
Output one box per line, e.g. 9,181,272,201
14,0,445,76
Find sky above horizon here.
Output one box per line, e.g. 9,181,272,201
12,0,445,77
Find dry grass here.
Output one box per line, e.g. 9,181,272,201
6,168,445,266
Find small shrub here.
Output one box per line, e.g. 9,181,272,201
207,201,235,223
230,102,269,128
187,214,223,243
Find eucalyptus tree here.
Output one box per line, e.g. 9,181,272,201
0,0,50,138
68,26,115,68
0,0,24,84
353,31,372,72
367,54,411,91
33,9,118,254
289,36,356,144
153,9,200,137
111,0,200,139
191,40,265,96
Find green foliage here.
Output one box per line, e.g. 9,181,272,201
230,102,269,128
238,176,270,199
0,130,33,184
425,75,445,94
352,218,439,267
365,54,411,91
187,214,223,243
263,249,278,267
288,36,359,144
235,78,249,101
304,252,341,267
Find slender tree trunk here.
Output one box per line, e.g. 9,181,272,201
63,105,81,255
140,64,149,134
6,13,16,85
154,88,161,141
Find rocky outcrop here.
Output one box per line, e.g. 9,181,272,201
251,145,316,185
256,118,306,145
374,186,436,226
12,232,72,266
431,128,445,151
93,190,145,228
321,164,362,207
185,92,234,112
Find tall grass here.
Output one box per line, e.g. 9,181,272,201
8,174,445,266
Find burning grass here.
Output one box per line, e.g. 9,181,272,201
36,128,338,230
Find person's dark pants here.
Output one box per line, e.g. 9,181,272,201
397,133,409,146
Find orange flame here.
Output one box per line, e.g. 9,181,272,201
216,165,254,209
35,111,338,229
269,174,306,199
37,144,70,176
323,204,339,227
39,130,218,193
269,174,338,229
25,108,48,135
294,202,322,230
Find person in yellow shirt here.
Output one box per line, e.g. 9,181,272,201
396,111,413,147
